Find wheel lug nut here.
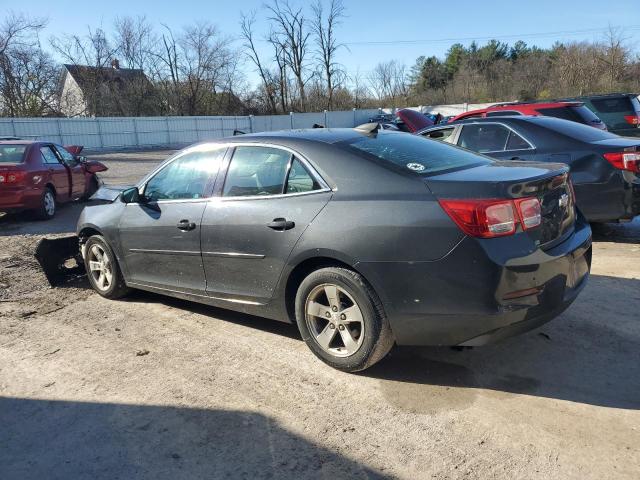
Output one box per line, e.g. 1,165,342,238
329,323,335,329
340,314,346,320
325,312,331,318
332,306,338,311
338,325,345,331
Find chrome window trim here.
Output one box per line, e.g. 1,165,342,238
457,121,536,153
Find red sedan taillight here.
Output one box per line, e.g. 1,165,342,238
439,197,541,238
0,171,27,184
603,152,640,173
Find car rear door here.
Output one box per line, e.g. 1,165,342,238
39,145,70,201
456,122,537,161
117,145,226,294
54,145,85,199
200,145,332,304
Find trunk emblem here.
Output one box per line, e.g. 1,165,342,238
559,193,569,208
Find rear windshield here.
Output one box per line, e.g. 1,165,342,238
536,117,618,142
0,145,27,163
591,96,634,113
341,133,491,175
537,105,602,125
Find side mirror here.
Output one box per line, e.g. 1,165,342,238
84,160,108,174
121,187,140,204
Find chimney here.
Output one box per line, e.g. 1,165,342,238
111,58,120,70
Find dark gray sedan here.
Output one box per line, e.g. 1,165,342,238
77,128,592,372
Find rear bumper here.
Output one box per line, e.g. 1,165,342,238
0,186,41,212
357,218,592,346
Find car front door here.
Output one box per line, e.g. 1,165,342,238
117,145,226,294
54,145,86,198
456,123,536,161
200,145,332,304
39,145,70,201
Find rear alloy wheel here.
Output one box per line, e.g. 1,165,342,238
35,187,56,220
84,235,130,299
295,267,394,372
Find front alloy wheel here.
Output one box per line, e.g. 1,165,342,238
88,243,113,292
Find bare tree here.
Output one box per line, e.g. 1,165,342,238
311,0,345,109
0,13,58,116
240,12,277,113
265,0,311,110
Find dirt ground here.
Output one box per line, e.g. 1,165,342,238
0,149,639,480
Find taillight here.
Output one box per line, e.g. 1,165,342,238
0,171,27,184
603,152,640,173
439,197,541,238
624,115,640,126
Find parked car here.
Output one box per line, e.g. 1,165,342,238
77,127,591,372
377,108,434,133
563,93,640,137
418,116,640,223
0,141,107,220
449,101,607,130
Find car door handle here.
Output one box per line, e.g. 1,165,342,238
267,218,295,231
177,219,196,231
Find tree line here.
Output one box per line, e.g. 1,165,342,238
0,3,639,118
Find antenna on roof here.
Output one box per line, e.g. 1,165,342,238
233,129,246,136
354,122,380,135
312,123,325,128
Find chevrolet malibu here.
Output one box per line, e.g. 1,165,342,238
77,127,592,372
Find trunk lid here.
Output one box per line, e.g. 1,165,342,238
425,160,575,248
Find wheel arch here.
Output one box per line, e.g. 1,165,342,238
283,254,382,322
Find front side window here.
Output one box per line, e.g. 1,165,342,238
40,146,60,165
54,145,78,166
223,146,291,197
144,148,224,201
457,124,511,152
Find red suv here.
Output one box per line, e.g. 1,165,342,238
449,101,607,130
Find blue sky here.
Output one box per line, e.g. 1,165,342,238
10,0,640,86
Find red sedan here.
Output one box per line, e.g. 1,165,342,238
0,141,107,220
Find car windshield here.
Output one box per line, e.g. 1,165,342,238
341,132,491,175
0,144,27,163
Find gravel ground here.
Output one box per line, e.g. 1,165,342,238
0,149,639,479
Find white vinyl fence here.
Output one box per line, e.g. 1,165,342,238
0,109,380,150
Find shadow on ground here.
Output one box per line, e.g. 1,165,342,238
591,217,640,243
0,398,389,480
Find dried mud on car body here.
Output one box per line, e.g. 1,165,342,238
1,149,639,479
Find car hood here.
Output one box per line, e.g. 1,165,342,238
90,185,132,202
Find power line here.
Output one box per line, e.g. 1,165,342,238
343,25,640,46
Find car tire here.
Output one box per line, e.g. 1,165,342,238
295,267,394,372
34,187,56,220
84,235,131,299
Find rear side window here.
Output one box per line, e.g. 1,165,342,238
537,105,602,125
40,146,60,165
0,144,26,163
223,146,291,197
343,133,490,175
286,158,321,194
458,124,510,152
591,96,634,113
